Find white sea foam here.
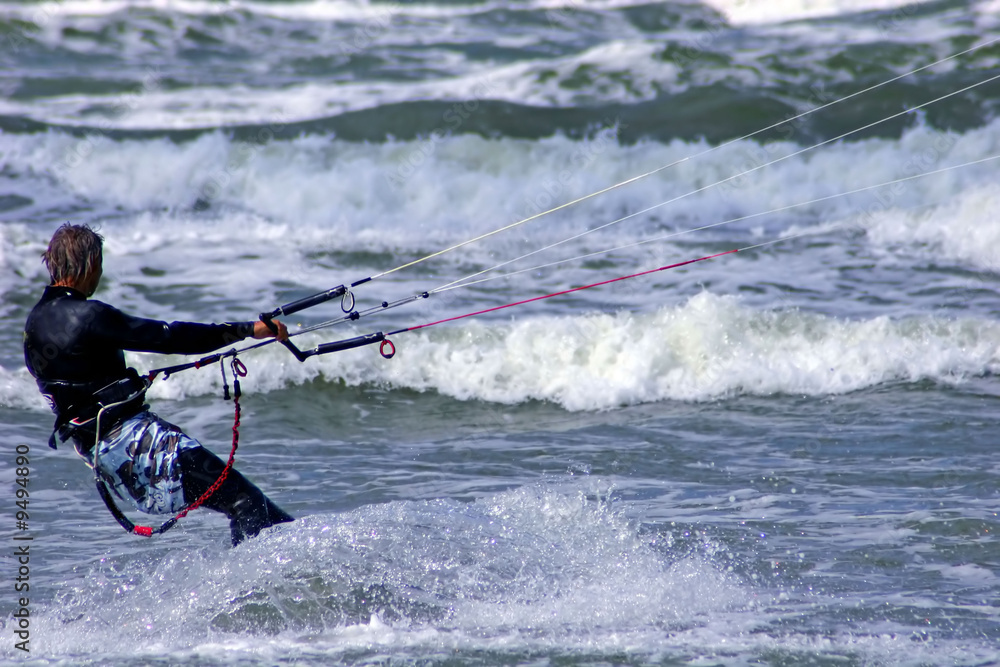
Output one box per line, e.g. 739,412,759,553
4,292,997,412
0,0,955,25
0,0,982,131
362,293,1000,410
3,118,997,271
0,40,674,130
863,184,1000,272
7,481,995,666
704,0,935,25
0,0,647,22
926,563,1000,587
4,121,999,412
15,482,747,660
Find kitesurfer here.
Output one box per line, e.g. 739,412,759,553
23,223,294,546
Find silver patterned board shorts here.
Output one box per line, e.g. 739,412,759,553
77,411,201,515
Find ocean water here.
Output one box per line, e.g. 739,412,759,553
1,0,1000,664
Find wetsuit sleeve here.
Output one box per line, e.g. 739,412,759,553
89,301,255,355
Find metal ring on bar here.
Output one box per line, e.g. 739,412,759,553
341,290,355,313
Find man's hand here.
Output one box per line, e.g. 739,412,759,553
253,319,289,341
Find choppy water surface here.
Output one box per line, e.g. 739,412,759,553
1,0,999,664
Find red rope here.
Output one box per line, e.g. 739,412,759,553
401,249,738,333
173,391,240,520
118,361,245,537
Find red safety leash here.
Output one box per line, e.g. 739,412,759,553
97,357,247,538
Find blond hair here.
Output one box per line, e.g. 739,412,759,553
42,223,104,284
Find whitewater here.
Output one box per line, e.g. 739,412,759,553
1,0,999,664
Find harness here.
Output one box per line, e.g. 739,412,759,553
46,368,149,450
91,357,247,538
48,358,247,538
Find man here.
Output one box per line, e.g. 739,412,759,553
23,223,294,545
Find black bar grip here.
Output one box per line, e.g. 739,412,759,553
258,316,308,362
308,332,385,358
261,285,346,320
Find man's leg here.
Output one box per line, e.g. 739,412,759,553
179,446,294,546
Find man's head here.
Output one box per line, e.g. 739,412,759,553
42,223,104,296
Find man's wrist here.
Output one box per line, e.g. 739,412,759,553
225,321,257,340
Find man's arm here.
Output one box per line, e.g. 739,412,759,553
91,301,287,356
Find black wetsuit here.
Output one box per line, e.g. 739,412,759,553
24,285,294,545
